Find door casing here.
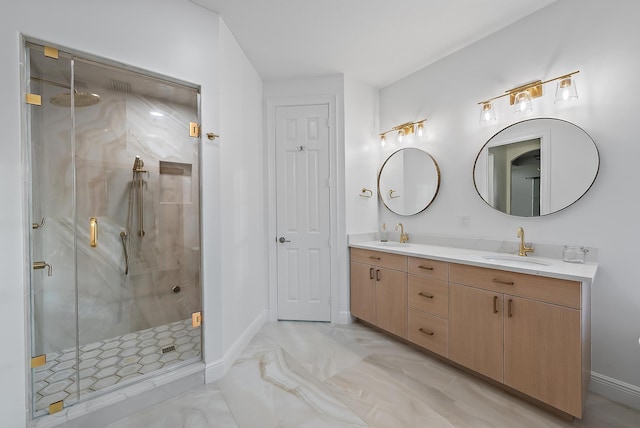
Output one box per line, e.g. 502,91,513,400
266,95,345,323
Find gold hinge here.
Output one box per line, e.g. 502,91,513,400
44,46,59,59
192,311,202,327
49,400,63,414
189,122,200,138
26,93,42,106
31,354,46,368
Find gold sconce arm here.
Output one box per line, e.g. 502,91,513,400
379,118,427,146
478,71,580,106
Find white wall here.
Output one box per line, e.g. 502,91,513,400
375,0,640,408
344,77,380,319
344,77,380,235
218,20,268,359
0,0,266,426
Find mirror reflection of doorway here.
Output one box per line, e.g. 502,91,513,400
488,138,541,216
510,149,540,216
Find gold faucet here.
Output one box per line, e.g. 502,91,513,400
517,227,534,256
396,223,409,243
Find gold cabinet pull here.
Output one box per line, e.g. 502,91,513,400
369,267,374,280
418,265,434,271
418,292,434,299
493,295,498,314
369,256,381,260
492,278,514,286
90,217,98,247
508,299,513,318
418,328,434,336
376,269,381,281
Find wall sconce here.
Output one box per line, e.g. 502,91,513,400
478,70,579,123
379,118,427,146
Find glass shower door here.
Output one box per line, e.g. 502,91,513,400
26,41,202,419
27,44,80,417
72,58,203,402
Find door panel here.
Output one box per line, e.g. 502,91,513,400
504,295,582,416
449,284,504,382
276,104,331,321
350,262,375,324
375,267,407,338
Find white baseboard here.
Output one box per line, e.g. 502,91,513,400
205,310,267,383
590,371,640,411
335,310,354,325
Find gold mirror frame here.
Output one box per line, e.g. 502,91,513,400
378,148,441,216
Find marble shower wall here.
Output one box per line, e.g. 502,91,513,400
31,61,200,355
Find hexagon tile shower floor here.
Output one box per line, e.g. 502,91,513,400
33,318,201,413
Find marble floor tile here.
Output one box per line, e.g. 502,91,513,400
217,345,367,427
260,321,371,382
107,383,237,428
104,321,640,428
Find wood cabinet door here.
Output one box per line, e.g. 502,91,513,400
375,267,407,338
504,295,582,417
350,262,376,324
449,284,504,382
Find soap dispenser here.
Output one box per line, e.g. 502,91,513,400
380,223,388,242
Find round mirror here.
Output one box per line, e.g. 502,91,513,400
378,148,440,216
473,118,599,216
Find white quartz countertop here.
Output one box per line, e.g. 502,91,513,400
349,240,598,284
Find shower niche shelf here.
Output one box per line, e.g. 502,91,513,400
159,160,193,204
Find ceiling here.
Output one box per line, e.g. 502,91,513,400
189,0,557,88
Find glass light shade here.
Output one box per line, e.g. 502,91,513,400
513,91,533,114
554,76,578,103
479,102,497,123
398,129,405,143
417,122,424,138
380,134,386,147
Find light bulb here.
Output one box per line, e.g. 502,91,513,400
479,102,496,123
513,91,532,114
554,76,578,103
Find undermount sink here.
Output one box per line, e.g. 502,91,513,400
481,254,552,266
376,241,409,248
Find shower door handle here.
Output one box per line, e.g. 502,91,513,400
90,217,98,247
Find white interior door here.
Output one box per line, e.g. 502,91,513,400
275,104,331,321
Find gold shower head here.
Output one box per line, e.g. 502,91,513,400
49,90,101,107
30,76,101,108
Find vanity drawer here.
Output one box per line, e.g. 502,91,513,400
408,309,448,357
408,257,449,281
449,263,581,309
408,275,448,319
350,248,407,271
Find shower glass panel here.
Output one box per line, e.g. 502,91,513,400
26,42,202,419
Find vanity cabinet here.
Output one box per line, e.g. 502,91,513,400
349,245,590,418
350,248,407,338
449,263,586,418
407,257,449,357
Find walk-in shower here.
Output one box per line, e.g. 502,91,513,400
24,42,202,418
